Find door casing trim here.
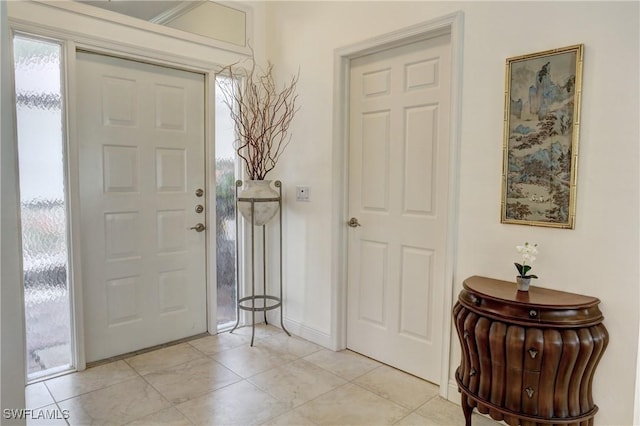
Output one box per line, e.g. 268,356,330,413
332,11,464,398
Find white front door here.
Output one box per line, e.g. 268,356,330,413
347,34,452,383
77,52,207,362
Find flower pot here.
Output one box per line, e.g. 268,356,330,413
237,180,280,226
516,276,531,292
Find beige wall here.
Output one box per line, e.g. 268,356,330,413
264,2,639,424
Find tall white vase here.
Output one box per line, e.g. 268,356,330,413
237,180,280,226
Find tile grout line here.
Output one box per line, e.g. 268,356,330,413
124,344,218,425
128,327,289,425
38,326,464,426
26,382,71,426
49,330,292,422
46,371,140,404
207,327,327,425
256,345,386,425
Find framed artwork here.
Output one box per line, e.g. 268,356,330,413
501,44,583,229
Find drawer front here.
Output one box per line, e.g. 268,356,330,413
522,370,541,416
459,289,603,327
523,328,544,372
460,290,541,325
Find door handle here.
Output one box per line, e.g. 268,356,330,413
348,217,361,228
189,223,206,232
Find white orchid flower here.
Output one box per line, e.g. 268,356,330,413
514,242,539,279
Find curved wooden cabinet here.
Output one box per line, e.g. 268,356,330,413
454,276,608,426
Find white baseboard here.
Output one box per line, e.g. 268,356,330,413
285,318,335,349
264,312,335,349
447,379,462,405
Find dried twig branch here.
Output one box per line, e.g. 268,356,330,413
217,48,299,180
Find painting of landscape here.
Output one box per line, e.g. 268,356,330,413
501,45,583,228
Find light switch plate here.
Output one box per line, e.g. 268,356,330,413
296,185,310,201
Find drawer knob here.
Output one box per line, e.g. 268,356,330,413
528,348,539,359
469,368,477,377
529,309,538,318
525,387,535,398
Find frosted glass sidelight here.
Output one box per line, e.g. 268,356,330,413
14,35,73,379
215,76,238,329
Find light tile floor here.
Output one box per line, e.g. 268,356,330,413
25,324,500,426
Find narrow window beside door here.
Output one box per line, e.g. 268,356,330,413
215,75,239,329
13,34,74,380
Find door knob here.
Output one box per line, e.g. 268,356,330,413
189,223,206,232
348,217,361,228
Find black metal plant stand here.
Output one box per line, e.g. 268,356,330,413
229,180,290,346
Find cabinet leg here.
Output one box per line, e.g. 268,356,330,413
461,395,472,426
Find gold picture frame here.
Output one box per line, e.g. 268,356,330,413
501,44,583,229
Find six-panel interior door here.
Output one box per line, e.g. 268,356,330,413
347,34,452,383
76,52,207,362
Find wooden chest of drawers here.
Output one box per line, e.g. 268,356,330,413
454,276,608,426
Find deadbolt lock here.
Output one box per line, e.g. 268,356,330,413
195,205,204,213
195,188,204,197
